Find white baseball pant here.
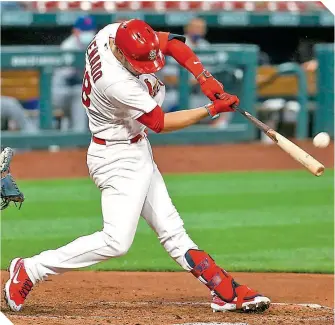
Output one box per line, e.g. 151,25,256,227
25,137,197,283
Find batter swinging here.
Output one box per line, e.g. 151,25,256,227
4,19,270,313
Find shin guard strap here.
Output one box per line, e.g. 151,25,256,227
185,249,213,277
185,249,236,302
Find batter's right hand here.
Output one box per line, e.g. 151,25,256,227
206,92,239,118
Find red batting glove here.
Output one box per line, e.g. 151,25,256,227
197,70,224,101
205,93,240,119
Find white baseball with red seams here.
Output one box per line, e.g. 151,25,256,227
24,24,197,282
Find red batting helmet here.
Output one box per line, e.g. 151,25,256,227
114,19,165,74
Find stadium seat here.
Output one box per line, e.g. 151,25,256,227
257,66,316,98
1,71,39,101
29,1,328,12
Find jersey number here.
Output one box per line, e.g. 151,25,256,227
82,70,92,108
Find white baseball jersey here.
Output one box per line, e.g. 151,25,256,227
83,23,165,141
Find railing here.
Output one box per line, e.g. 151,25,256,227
1,46,85,129
315,43,334,136
257,62,309,139
1,44,259,149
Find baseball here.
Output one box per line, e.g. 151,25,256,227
313,132,330,148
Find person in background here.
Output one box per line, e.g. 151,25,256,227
302,59,318,72
296,39,319,73
1,96,37,133
61,15,97,50
184,17,211,49
161,17,211,115
52,15,97,132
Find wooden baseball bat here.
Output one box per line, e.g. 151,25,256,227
233,106,325,176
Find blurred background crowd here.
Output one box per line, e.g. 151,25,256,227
1,1,333,144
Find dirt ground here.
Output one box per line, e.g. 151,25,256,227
10,140,334,179
1,272,334,325
2,141,334,325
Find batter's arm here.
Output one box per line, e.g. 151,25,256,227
137,95,238,133
162,107,208,132
157,32,203,77
137,105,207,133
157,32,186,54
157,32,225,101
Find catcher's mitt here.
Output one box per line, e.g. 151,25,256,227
0,148,24,210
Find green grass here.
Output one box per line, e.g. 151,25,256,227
1,170,334,273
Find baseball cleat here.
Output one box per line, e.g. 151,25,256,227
211,285,271,313
4,258,34,311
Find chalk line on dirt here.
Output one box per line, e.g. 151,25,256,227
91,301,334,310
6,301,334,321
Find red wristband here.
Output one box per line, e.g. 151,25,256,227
196,70,212,85
205,104,220,120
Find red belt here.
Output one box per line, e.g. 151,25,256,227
92,133,145,145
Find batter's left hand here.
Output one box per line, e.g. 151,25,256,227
197,70,224,101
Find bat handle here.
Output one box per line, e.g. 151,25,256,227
232,104,247,116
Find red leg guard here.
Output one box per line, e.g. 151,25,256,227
185,249,237,303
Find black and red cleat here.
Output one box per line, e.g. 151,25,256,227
211,284,271,313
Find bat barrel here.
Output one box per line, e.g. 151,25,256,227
268,131,325,177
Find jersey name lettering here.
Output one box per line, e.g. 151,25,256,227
87,40,103,83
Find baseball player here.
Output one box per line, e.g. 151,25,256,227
4,19,270,313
